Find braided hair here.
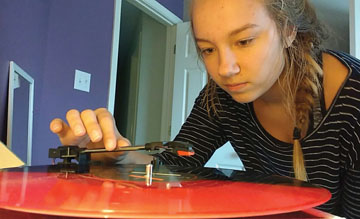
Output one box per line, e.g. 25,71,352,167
190,0,328,181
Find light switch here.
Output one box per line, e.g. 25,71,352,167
74,69,91,92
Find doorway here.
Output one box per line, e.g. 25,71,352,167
114,1,171,145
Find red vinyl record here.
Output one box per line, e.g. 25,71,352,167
0,164,331,218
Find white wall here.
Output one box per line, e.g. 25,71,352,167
310,0,350,53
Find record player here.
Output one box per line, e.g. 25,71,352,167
0,142,337,218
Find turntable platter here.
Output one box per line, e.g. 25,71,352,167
0,164,331,218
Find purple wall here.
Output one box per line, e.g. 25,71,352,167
0,0,184,165
0,0,50,147
156,0,184,19
0,0,115,165
33,0,115,165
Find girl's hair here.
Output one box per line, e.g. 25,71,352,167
190,0,328,181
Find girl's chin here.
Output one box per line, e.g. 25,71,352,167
229,93,258,103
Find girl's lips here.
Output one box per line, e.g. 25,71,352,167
225,82,247,91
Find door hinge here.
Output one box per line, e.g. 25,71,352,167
173,44,176,54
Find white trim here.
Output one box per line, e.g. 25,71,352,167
160,25,177,141
107,0,122,114
129,30,143,144
127,0,182,26
350,0,360,58
7,61,34,166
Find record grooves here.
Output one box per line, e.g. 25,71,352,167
0,164,331,218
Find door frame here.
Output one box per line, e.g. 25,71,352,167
350,0,360,58
107,0,182,140
160,25,177,140
7,61,34,166
107,0,122,113
127,0,182,26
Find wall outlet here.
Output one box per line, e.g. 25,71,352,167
74,69,91,92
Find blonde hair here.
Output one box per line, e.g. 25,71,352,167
190,0,328,181
266,0,328,181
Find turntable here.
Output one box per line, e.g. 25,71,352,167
0,142,335,218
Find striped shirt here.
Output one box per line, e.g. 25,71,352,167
158,50,360,218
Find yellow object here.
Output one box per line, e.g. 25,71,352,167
0,141,24,169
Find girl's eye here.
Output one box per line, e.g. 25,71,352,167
200,48,215,56
237,38,254,46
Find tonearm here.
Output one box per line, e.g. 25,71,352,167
48,141,195,165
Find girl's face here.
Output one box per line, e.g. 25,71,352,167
192,0,286,103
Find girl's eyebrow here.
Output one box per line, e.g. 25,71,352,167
229,24,259,36
195,23,259,43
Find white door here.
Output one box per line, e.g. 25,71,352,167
170,22,207,139
171,22,244,170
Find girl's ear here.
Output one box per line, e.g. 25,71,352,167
284,25,297,48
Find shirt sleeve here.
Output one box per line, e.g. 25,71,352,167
342,167,360,219
157,89,227,167
341,124,360,219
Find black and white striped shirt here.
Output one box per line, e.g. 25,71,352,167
160,51,360,218
158,50,360,218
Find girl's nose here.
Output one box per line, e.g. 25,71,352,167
218,48,240,77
